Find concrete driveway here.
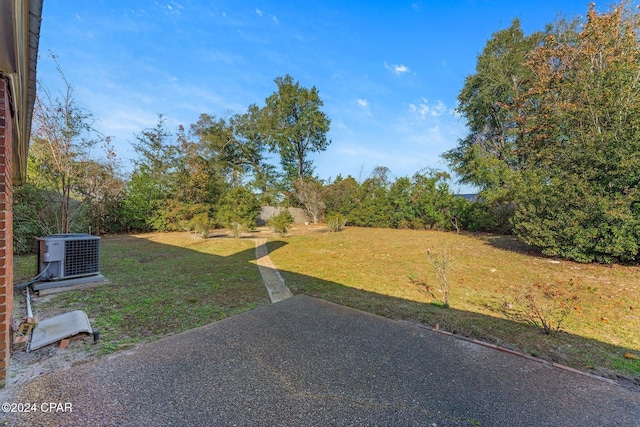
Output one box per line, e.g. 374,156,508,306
8,295,639,426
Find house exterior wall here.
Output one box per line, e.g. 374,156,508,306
0,77,14,387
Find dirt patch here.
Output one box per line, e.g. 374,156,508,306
211,224,330,239
1,338,97,398
2,292,100,401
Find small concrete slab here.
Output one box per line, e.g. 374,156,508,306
27,310,93,352
254,238,292,303
34,274,107,294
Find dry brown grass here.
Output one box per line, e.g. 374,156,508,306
14,228,639,385
266,227,640,382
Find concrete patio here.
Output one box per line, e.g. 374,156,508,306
7,295,639,426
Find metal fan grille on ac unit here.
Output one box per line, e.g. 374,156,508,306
64,238,100,277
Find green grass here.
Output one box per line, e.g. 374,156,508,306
13,228,640,383
266,227,640,381
14,233,270,354
612,357,640,377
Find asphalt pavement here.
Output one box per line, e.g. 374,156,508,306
7,295,640,426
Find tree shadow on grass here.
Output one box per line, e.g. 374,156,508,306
264,240,640,391
474,233,542,256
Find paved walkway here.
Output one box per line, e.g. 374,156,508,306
6,295,639,426
253,238,292,303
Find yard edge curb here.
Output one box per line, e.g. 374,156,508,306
399,320,620,387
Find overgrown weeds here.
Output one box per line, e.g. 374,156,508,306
409,247,454,308
268,210,294,236
326,213,347,232
505,280,580,336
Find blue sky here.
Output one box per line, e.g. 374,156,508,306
37,0,598,192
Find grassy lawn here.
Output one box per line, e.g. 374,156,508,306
13,228,640,384
14,233,270,354
266,227,640,381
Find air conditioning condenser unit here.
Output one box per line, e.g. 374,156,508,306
34,234,104,291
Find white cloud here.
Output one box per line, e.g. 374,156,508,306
335,144,392,164
356,98,371,117
384,62,410,75
317,98,468,184
156,1,183,15
128,9,150,17
409,98,447,119
255,8,278,24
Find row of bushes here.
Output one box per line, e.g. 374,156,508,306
14,170,511,254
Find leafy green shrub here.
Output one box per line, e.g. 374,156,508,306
188,213,215,238
217,187,260,238
323,176,361,216
268,209,294,236
512,176,640,263
326,213,347,232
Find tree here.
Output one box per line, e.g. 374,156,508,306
292,178,325,224
161,124,227,233
191,114,242,187
130,114,178,198
122,115,179,231
323,175,361,218
13,183,56,253
350,166,393,228
388,176,414,228
74,139,126,234
174,124,225,206
17,54,128,241
191,111,277,203
230,105,279,202
511,3,640,262
384,170,462,231
443,20,546,232
264,74,331,181
444,19,544,187
409,170,459,231
30,54,100,233
216,186,261,238
447,2,640,262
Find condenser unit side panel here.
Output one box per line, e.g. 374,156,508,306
38,238,65,262
37,238,65,279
